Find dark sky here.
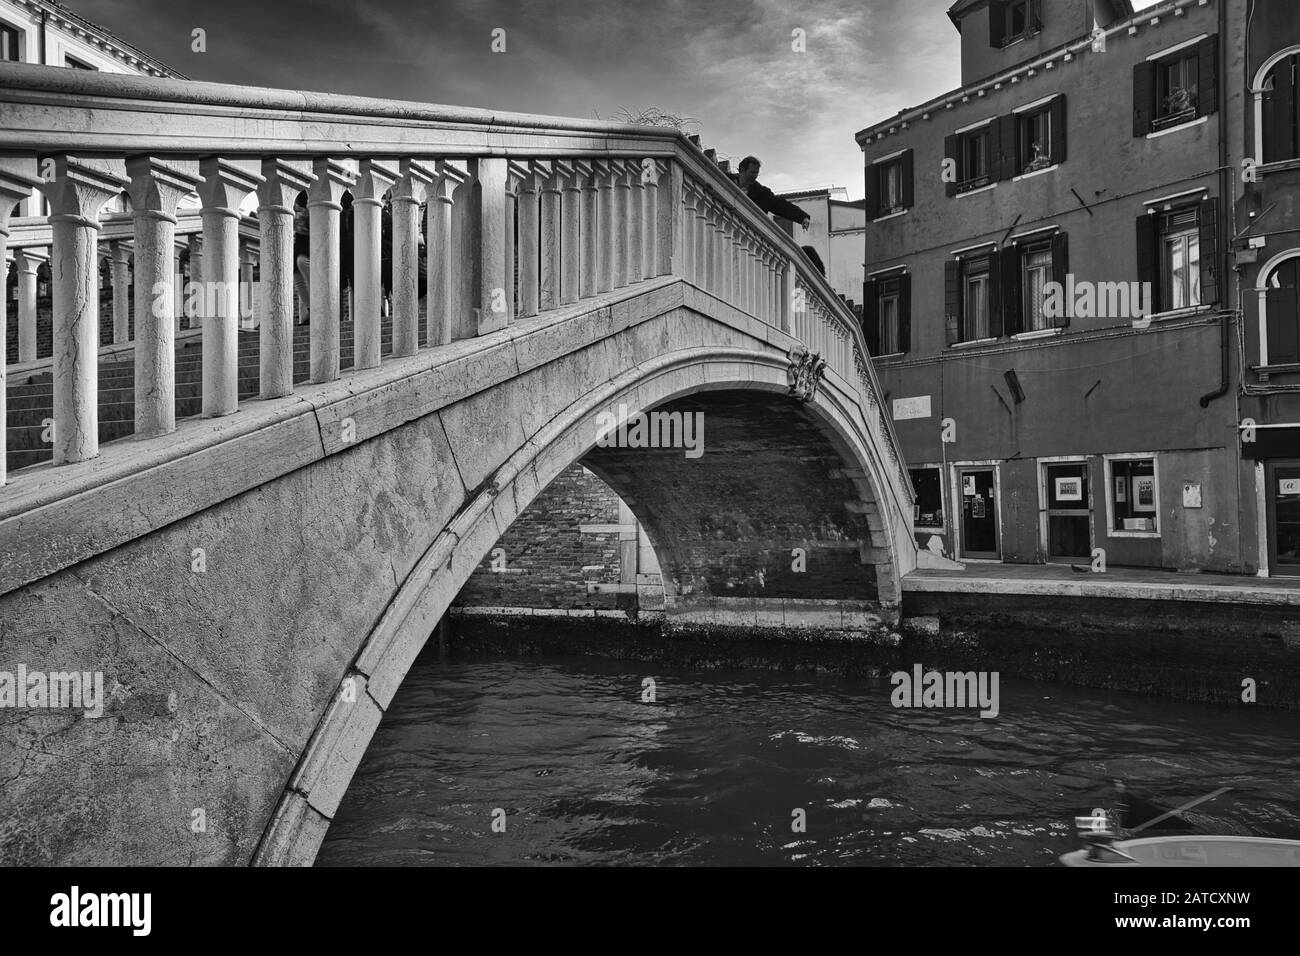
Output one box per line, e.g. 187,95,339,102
69,0,1156,198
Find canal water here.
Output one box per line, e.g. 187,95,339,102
316,652,1300,866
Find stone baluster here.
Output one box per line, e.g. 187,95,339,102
513,160,540,318
628,161,644,285
391,160,434,359
198,157,263,417
612,160,631,289
536,161,562,311
555,160,581,305
15,248,45,363
39,157,128,464
693,191,709,289
679,180,697,284
638,159,656,280
239,241,258,330
351,159,397,370
186,234,204,328
126,158,201,438
451,157,509,336
722,218,735,303
109,239,131,344
575,160,598,299
779,257,794,334
0,159,41,486
428,161,467,347
257,159,315,399
594,160,615,294
658,160,677,279
172,239,185,330
308,158,357,383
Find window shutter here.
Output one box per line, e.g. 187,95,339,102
1049,95,1067,166
901,149,914,209
1199,197,1219,306
997,114,1018,181
993,251,1003,340
945,259,962,344
1264,54,1298,163
1051,232,1070,328
1197,35,1219,117
944,134,959,197
989,1,1006,47
1003,244,1023,335
1136,212,1159,313
1133,61,1155,137
1266,261,1300,364
864,161,877,219
863,277,880,354
899,272,912,353
1029,0,1043,34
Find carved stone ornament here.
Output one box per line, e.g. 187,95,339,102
787,345,827,402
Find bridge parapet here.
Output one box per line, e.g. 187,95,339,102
0,62,913,567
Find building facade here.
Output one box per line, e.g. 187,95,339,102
780,187,869,304
855,0,1299,576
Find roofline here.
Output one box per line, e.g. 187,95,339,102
14,0,188,79
855,0,1198,145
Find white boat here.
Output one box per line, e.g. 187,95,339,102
1061,834,1300,867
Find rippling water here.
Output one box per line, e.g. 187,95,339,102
316,653,1300,866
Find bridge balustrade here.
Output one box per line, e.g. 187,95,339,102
0,63,909,507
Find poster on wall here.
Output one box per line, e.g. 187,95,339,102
963,475,976,496
1114,477,1126,503
1133,475,1156,512
1055,477,1083,502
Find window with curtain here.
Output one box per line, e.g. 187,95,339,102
1021,243,1053,331
1159,206,1201,311
963,257,991,340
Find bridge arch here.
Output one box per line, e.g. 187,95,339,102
253,345,903,865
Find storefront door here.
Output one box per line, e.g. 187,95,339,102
1266,460,1300,576
958,467,999,560
1044,461,1091,563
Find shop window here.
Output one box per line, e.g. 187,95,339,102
910,467,944,529
1108,458,1159,533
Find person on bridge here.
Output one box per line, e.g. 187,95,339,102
730,156,825,276
730,156,812,230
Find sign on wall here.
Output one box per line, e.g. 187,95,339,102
1182,482,1202,508
1280,478,1300,497
892,395,932,421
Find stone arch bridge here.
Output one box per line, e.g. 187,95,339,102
0,65,930,865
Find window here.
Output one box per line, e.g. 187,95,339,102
1017,106,1052,174
863,271,910,356
1159,207,1201,311
1156,52,1198,126
1261,256,1300,366
1133,38,1218,136
910,467,945,530
962,256,992,341
1021,242,1053,331
1136,199,1217,314
1108,457,1159,534
946,251,998,345
868,149,913,218
65,55,96,70
879,277,901,353
1261,51,1300,164
1,23,20,62
989,0,1041,48
962,127,991,188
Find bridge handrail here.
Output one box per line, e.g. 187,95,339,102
0,62,911,509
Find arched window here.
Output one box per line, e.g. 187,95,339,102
1261,252,1300,366
1256,48,1300,164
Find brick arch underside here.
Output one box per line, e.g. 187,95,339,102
580,390,882,609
